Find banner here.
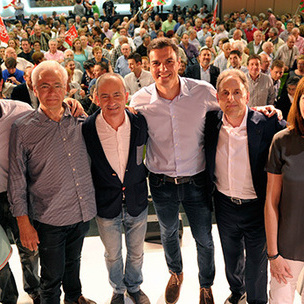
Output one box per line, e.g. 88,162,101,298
300,0,304,12
146,0,166,7
3,0,16,9
0,17,9,44
65,25,78,47
211,2,218,30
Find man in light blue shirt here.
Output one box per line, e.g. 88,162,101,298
114,43,131,77
130,37,218,304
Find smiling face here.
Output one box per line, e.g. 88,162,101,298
33,69,66,112
217,75,249,121
97,76,128,120
199,49,211,68
149,46,180,92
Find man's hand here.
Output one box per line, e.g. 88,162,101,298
252,105,283,120
64,98,87,117
17,215,39,251
270,255,293,284
125,105,137,114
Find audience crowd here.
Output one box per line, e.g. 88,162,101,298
1,2,304,304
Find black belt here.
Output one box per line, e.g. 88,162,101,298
149,172,205,185
228,196,258,205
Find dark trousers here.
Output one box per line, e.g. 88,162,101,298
214,190,267,304
149,171,215,288
0,263,18,304
34,220,90,304
0,191,40,297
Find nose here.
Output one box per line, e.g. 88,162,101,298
159,63,168,72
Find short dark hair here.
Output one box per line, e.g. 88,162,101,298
247,54,261,65
95,61,109,72
5,57,17,69
230,50,241,58
21,38,30,44
147,37,179,60
128,52,142,63
271,59,284,69
83,59,95,70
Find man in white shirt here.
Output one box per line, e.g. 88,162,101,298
1,47,33,72
204,69,285,304
82,73,150,304
124,53,154,101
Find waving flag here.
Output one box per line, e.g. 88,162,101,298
65,25,78,46
211,2,218,30
3,0,17,9
146,0,166,7
300,0,304,12
0,17,9,44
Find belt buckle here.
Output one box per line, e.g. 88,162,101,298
174,177,182,185
231,197,242,205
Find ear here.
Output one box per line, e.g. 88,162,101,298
216,92,220,103
125,91,129,104
245,92,250,104
33,86,39,98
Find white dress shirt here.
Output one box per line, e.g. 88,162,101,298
124,70,154,101
215,107,257,199
96,111,130,183
130,77,219,177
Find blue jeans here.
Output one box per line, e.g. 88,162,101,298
96,205,148,294
0,192,39,298
0,263,18,304
34,220,90,304
149,171,215,288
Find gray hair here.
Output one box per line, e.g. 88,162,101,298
32,60,68,87
216,69,249,93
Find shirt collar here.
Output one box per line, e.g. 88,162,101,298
98,110,129,132
37,102,71,122
150,76,190,103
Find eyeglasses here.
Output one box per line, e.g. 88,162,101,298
136,78,141,88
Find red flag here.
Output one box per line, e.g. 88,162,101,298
0,17,9,44
3,0,17,9
211,2,218,30
65,25,78,47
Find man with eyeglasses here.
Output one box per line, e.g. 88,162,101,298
8,61,97,304
124,53,154,102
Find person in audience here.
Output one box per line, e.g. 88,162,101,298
114,43,131,77
185,46,220,87
275,35,299,72
275,76,300,119
246,54,276,106
124,52,154,101
270,60,285,99
247,30,264,55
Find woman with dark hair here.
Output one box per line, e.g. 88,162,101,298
265,76,304,303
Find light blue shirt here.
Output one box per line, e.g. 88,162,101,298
130,77,218,177
114,55,131,78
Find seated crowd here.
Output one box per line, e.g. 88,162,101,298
1,3,304,304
